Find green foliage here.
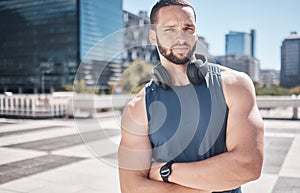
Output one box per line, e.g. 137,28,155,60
64,79,96,93
255,84,290,96
289,86,300,95
64,84,73,92
115,60,153,94
255,84,300,96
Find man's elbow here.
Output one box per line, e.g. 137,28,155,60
119,170,149,193
120,179,141,193
120,183,136,193
242,153,263,182
249,159,263,181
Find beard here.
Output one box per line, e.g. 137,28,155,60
157,38,196,65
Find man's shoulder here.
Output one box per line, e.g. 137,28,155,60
219,66,256,108
205,62,251,85
219,65,253,88
126,88,146,112
122,88,147,123
121,88,148,135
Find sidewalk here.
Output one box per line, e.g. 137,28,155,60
0,117,299,193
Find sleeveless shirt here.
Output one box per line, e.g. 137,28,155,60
145,63,242,193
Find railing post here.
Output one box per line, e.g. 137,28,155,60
9,97,14,115
0,95,3,115
20,95,25,116
15,96,19,116
51,100,55,117
292,107,298,120
26,96,30,117
5,96,9,115
55,103,59,117
31,96,36,117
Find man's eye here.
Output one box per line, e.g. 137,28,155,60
185,27,194,32
165,28,174,32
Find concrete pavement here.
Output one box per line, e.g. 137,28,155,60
0,114,299,193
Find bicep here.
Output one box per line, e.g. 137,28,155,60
118,128,152,172
118,95,152,180
226,102,264,153
223,72,264,155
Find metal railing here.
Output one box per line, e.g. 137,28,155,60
0,94,299,119
0,94,69,118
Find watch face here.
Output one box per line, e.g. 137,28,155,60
160,166,171,177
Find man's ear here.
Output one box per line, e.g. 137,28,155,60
149,29,157,45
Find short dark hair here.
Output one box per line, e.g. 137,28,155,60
150,0,196,25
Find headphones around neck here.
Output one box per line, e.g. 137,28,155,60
152,55,208,90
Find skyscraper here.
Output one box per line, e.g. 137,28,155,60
0,0,123,93
225,29,256,57
218,29,259,82
280,32,300,87
123,10,158,66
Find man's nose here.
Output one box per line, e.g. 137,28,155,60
175,30,188,42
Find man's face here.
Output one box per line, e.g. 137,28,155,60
153,6,197,65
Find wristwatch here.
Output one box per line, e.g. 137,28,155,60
160,160,175,183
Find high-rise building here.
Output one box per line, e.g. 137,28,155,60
195,36,213,62
280,32,300,87
220,29,259,82
215,55,260,82
260,69,280,87
225,29,256,57
123,10,158,66
0,0,123,93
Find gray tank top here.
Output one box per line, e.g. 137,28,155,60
145,63,242,193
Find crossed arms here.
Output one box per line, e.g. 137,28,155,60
118,69,264,193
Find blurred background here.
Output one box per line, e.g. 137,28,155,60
0,0,299,96
0,0,300,119
0,1,299,193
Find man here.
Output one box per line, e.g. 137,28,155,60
118,0,264,192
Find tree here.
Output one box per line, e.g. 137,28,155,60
114,60,153,94
64,79,95,93
289,86,300,95
255,84,290,96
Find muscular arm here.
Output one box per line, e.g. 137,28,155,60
150,69,264,191
118,89,211,193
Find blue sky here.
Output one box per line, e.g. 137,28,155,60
123,0,300,70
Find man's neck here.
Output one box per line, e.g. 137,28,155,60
160,57,190,86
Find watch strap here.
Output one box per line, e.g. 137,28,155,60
160,160,175,182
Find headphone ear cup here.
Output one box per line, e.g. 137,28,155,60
187,63,202,84
152,64,172,90
187,60,208,85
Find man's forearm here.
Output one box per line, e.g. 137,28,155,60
119,169,211,193
169,150,262,191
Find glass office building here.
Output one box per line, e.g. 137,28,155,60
280,32,300,87
78,0,123,90
0,0,123,93
225,30,256,57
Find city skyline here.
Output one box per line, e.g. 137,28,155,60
123,0,300,71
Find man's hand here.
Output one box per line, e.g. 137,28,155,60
149,162,166,182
